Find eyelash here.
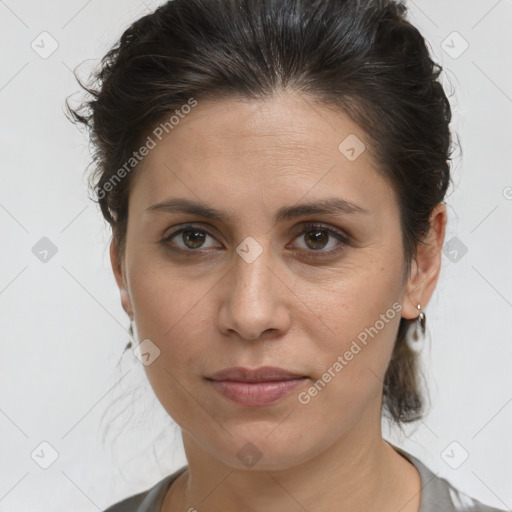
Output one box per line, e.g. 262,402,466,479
161,223,351,257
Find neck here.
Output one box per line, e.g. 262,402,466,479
163,419,421,512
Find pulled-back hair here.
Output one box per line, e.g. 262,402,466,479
67,0,456,426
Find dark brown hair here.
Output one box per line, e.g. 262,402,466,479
67,0,456,426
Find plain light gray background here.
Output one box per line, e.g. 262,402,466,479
1,0,511,510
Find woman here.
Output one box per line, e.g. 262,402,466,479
67,0,507,510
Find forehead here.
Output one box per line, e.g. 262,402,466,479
142,92,369,170
130,91,398,218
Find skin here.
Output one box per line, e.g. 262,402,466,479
110,90,447,512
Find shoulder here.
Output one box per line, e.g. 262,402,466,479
102,466,188,512
425,472,508,512
444,485,508,512
388,442,508,512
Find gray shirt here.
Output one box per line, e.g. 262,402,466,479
103,443,508,511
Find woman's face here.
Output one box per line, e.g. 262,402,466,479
112,91,443,470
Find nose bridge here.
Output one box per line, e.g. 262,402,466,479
234,245,270,297
218,236,289,339
232,237,274,308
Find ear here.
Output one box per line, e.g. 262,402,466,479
110,239,134,321
401,202,447,320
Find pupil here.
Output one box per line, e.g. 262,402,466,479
184,229,205,248
306,229,328,250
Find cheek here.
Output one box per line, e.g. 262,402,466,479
293,302,400,440
127,263,217,396
128,258,209,339
293,256,402,341
290,262,403,397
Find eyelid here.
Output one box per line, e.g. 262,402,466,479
293,222,350,241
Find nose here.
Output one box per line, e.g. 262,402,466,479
217,247,291,341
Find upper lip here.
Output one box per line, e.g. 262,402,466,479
207,366,307,382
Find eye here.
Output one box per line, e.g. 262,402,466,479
162,224,221,252
290,223,349,255
161,222,350,256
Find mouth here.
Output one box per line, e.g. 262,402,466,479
206,366,308,383
206,366,309,406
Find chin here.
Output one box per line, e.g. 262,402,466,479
201,427,318,472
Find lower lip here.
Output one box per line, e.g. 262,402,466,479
208,378,308,406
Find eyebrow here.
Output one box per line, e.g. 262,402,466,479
145,197,370,222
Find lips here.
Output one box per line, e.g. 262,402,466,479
206,366,309,406
207,366,306,383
